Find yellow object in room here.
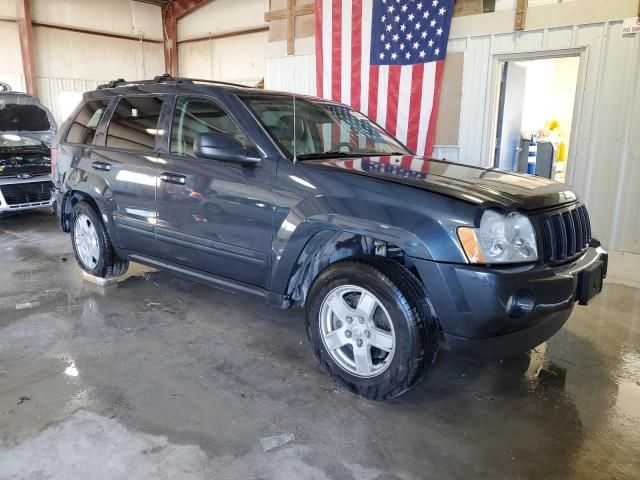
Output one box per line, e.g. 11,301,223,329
557,141,567,162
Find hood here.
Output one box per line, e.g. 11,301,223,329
0,93,57,144
0,134,51,178
306,156,578,211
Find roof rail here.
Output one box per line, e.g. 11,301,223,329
97,75,250,90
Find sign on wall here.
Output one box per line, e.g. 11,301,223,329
622,17,640,35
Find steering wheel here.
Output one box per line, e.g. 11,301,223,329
333,142,355,153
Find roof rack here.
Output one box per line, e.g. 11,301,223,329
97,74,250,90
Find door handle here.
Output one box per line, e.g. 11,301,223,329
160,172,187,185
91,161,112,171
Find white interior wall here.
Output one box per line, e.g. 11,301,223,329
0,19,25,91
23,0,164,124
31,0,162,40
518,56,579,138
265,0,640,253
176,0,269,86
177,0,268,41
178,31,268,85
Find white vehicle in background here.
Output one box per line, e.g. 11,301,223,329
0,83,57,215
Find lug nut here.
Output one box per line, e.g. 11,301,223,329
346,316,353,324
345,330,352,338
364,330,371,338
358,317,365,324
356,339,363,347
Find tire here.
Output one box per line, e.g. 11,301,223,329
70,201,128,278
305,256,439,400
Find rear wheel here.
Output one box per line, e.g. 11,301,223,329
305,257,439,400
71,201,128,278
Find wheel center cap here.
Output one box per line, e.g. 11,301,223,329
352,326,364,338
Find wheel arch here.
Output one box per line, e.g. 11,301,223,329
274,226,427,307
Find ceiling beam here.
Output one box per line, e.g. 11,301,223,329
162,0,211,76
16,0,37,96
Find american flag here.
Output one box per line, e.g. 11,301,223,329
315,0,454,156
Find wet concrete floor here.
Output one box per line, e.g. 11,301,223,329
0,211,639,479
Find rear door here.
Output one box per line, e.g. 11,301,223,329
91,95,165,255
155,94,275,287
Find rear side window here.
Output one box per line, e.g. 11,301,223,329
170,96,248,157
106,96,164,151
65,99,110,144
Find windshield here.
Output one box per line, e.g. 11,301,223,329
0,104,51,132
241,95,408,159
0,134,45,149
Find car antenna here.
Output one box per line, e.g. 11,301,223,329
292,94,298,164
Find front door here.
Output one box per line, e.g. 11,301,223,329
155,96,275,287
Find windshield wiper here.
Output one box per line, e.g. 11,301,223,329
296,151,368,160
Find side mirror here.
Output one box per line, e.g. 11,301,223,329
193,132,260,165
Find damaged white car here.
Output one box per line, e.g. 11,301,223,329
0,84,57,215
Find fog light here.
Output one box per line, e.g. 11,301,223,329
506,290,535,318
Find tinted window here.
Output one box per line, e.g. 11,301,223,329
106,96,163,151
0,104,50,132
170,97,247,157
65,99,110,144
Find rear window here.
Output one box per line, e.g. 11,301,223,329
105,96,164,152
66,99,110,144
0,104,50,132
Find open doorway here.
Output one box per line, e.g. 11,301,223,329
494,55,580,183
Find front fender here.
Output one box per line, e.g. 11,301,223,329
269,195,468,294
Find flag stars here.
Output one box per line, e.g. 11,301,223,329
400,23,406,31
435,47,440,55
385,42,391,50
391,52,398,60
388,5,395,13
419,50,426,58
392,34,399,41
432,0,438,6
421,31,427,38
406,32,413,41
405,52,411,59
430,19,436,27
436,27,443,36
399,43,405,50
401,3,408,12
423,11,430,19
408,13,415,21
428,39,434,47
380,34,385,41
381,15,386,22
417,2,423,10
415,22,421,30
379,52,385,60
394,15,400,22
386,24,393,31
439,7,446,15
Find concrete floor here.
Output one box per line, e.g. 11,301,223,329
0,211,639,480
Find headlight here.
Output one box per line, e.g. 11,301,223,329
457,210,538,264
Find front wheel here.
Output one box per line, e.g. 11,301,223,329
70,201,128,278
305,257,439,400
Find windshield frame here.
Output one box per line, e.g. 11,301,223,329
238,93,412,161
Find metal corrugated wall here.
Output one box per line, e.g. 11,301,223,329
36,77,108,124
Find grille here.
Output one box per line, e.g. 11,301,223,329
0,181,52,205
538,204,591,263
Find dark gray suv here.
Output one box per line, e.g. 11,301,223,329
52,76,608,400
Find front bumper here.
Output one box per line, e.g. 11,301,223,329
413,245,608,360
0,177,53,213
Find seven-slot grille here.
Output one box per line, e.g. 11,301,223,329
538,204,591,264
0,181,52,205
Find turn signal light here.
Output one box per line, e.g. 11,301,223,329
457,227,485,264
